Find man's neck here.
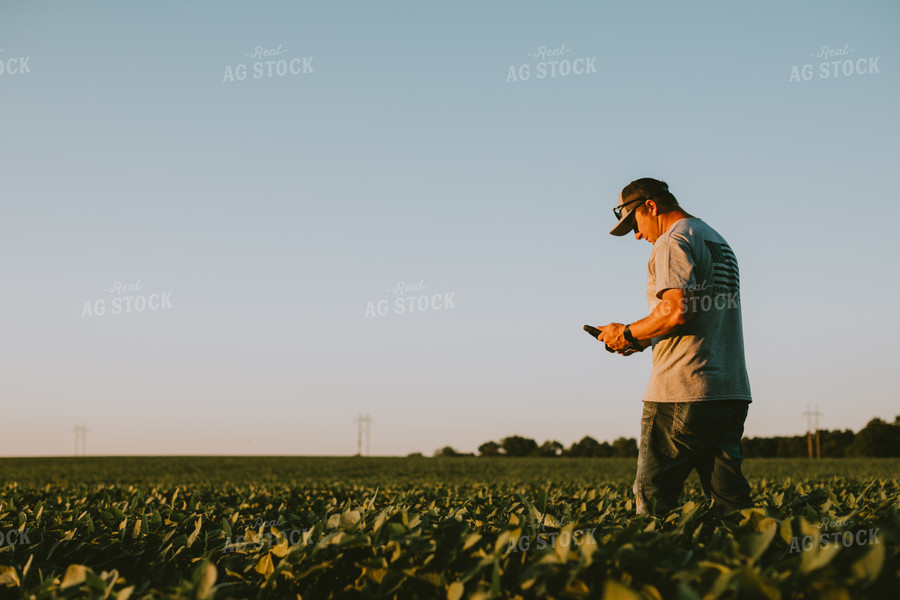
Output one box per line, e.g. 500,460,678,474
659,209,693,235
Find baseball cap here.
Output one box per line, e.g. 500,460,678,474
609,178,670,236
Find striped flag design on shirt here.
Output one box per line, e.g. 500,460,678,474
704,240,739,295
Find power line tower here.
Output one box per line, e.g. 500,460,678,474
355,414,372,456
74,425,87,456
803,405,822,459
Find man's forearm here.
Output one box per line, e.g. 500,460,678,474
596,289,689,353
628,291,689,342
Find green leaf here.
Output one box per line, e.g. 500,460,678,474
778,518,792,545
603,580,642,600
0,566,20,588
447,581,465,600
193,561,217,599
187,516,202,548
800,536,841,573
254,553,274,578
326,513,341,530
60,564,90,589
851,542,884,584
737,516,778,563
116,586,134,600
340,509,361,531
734,567,781,600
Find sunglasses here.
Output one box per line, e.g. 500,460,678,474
613,196,648,220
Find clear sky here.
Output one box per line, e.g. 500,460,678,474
2,1,898,456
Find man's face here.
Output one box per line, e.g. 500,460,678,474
631,200,658,244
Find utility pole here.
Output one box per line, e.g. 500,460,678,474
355,414,372,456
74,425,87,456
803,405,822,459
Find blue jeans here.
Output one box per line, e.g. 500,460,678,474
633,400,753,517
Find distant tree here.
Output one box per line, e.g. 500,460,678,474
850,418,900,457
742,437,766,458
407,452,424,458
536,440,564,457
611,437,638,457
776,436,807,458
744,430,858,458
478,441,501,457
501,435,538,457
819,429,855,458
760,437,780,457
750,436,789,458
567,436,603,457
742,437,761,457
434,446,459,457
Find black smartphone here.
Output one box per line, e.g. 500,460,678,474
584,325,615,353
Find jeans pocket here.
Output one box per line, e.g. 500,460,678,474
673,403,691,437
640,403,657,450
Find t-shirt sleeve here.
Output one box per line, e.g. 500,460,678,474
654,233,696,298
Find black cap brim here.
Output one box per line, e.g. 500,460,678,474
610,207,637,236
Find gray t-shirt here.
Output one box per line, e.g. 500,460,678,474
644,218,751,403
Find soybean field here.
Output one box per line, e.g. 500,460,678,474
0,457,897,599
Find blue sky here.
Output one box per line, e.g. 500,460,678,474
2,1,898,455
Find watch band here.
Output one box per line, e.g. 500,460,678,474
623,324,644,352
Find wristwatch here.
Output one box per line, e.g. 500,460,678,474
623,324,644,352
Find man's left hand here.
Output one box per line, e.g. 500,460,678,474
597,322,632,353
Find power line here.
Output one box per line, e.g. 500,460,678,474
803,405,822,459
74,425,87,456
355,414,372,456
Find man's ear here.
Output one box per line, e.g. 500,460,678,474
646,199,659,216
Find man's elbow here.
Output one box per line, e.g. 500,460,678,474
658,290,689,333
669,310,688,328
666,299,689,329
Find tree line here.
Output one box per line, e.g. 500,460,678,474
431,416,900,458
433,435,638,458
742,416,900,458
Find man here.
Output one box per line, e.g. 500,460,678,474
596,177,753,519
